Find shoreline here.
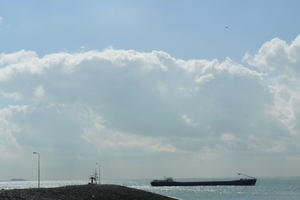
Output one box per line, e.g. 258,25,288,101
0,184,177,200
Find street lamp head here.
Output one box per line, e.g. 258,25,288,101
33,152,37,154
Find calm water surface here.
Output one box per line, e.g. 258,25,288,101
1,178,299,200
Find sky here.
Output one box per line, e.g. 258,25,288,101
1,1,300,181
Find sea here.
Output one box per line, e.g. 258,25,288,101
1,177,300,200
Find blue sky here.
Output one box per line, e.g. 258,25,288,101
1,1,299,60
1,1,300,181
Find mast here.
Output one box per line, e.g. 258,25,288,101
94,169,98,184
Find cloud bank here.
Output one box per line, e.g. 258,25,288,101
1,35,300,180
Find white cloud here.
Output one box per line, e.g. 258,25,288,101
0,105,27,156
34,85,45,98
181,114,198,127
243,35,300,74
194,74,215,83
2,91,23,100
244,35,300,137
1,35,300,179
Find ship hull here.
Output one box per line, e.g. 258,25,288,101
151,179,256,186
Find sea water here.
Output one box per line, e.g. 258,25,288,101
1,178,299,200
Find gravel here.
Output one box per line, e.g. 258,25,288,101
0,184,177,200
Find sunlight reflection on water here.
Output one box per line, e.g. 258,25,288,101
1,178,300,200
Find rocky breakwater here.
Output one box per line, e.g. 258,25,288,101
0,184,177,200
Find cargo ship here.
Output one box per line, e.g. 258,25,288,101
11,178,27,181
151,173,256,186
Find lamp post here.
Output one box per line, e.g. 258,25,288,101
96,163,100,184
33,152,40,188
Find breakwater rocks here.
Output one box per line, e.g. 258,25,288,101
0,184,177,200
